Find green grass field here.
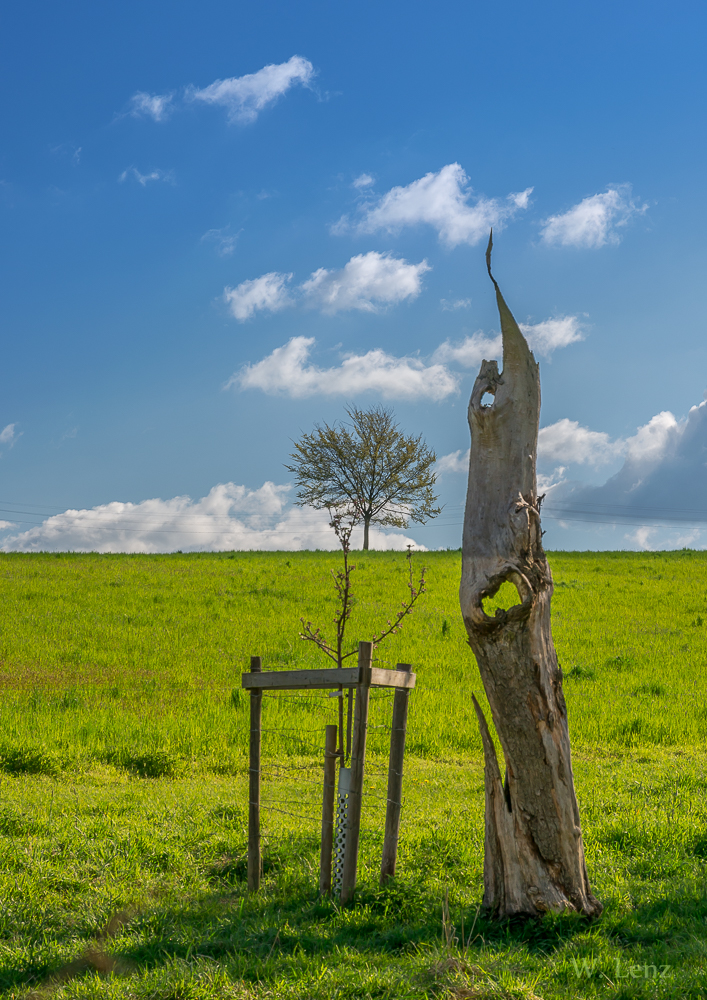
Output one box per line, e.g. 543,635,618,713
2,550,707,999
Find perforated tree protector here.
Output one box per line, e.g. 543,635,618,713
333,766,351,895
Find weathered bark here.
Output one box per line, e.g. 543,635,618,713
460,235,601,920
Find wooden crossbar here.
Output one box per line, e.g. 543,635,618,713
241,665,416,691
369,666,416,690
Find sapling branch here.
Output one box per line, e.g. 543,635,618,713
370,546,426,647
299,513,359,667
299,520,426,669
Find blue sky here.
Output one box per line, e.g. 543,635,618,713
2,0,707,552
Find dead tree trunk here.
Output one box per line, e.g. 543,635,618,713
459,234,601,920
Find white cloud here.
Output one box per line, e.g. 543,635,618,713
233,336,459,401
224,272,293,321
519,316,584,358
437,454,570,488
540,184,647,248
226,252,428,320
436,452,568,488
624,411,678,462
625,525,703,551
232,302,584,400
0,423,18,447
537,467,567,493
538,419,620,466
626,526,656,550
432,393,707,550
440,410,677,479
433,315,583,367
538,410,679,468
350,163,532,247
432,332,503,369
201,226,241,257
119,167,174,186
0,482,423,553
353,173,374,189
436,449,469,475
129,91,174,122
188,55,314,124
300,252,429,314
440,298,471,311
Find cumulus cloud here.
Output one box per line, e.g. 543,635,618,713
624,526,704,551
225,252,428,320
0,482,423,554
232,336,459,401
438,407,680,481
538,420,621,466
433,332,503,369
435,393,707,549
435,408,684,487
540,398,707,543
436,449,469,475
538,411,679,468
353,173,374,189
231,297,583,400
540,184,647,248
188,55,314,124
519,316,584,357
433,316,581,368
300,252,429,314
119,167,174,186
224,272,292,321
624,411,679,463
233,304,584,400
347,163,532,247
129,91,174,122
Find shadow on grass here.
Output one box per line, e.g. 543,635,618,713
7,830,707,996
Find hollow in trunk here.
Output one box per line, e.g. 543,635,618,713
459,236,601,919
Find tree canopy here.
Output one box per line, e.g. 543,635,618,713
285,405,441,549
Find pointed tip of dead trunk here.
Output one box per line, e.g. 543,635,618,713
460,243,601,921
485,230,538,381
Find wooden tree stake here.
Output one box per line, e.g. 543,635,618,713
247,655,262,893
340,641,372,903
460,235,601,919
380,663,411,883
319,724,338,894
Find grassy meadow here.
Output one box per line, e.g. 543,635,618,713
1,549,707,998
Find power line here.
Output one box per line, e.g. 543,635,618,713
1,496,707,536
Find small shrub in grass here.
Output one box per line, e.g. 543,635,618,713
565,664,595,680
632,683,666,697
210,804,247,827
55,686,83,709
605,654,635,671
204,751,245,776
0,743,60,775
0,807,43,836
119,748,186,778
689,835,707,858
204,853,248,884
613,719,675,746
